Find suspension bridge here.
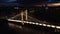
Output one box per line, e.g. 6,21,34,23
7,9,60,30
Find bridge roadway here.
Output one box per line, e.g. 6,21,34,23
8,19,60,29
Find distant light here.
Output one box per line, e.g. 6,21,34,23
56,26,60,29
39,23,42,25
51,25,56,28
8,19,22,22
52,3,60,6
26,22,30,23
47,25,51,27
23,21,27,23
43,24,47,26
35,23,39,25
29,22,34,24
47,3,60,6
32,23,36,24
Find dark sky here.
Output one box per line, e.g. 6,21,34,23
0,0,60,6
18,0,60,4
0,0,17,3
0,0,60,3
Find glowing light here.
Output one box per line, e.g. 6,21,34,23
56,26,60,29
8,19,22,22
23,21,27,23
35,23,39,25
29,22,33,24
47,25,51,27
43,24,47,26
32,23,36,24
39,23,42,25
51,25,56,28
26,22,29,23
26,22,34,24
52,3,60,5
48,3,60,6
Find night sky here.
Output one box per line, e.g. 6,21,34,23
0,0,17,3
0,0,60,5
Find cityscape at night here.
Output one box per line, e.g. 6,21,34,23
0,0,60,34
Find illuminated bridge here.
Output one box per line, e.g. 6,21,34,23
0,9,60,34
6,10,60,33
8,19,60,29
